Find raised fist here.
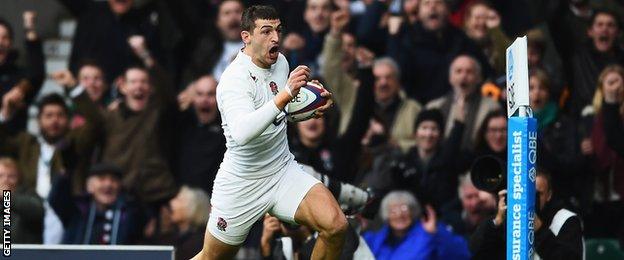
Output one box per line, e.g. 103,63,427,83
23,11,37,31
51,70,77,88
330,9,350,36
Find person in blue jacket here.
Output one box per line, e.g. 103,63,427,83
363,190,471,260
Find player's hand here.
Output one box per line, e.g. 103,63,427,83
421,205,437,234
51,70,77,88
493,189,507,226
286,65,310,97
314,92,333,118
308,80,332,118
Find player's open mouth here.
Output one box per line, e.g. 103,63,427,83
269,45,279,59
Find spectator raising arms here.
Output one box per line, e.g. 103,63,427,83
388,0,493,104
57,0,162,85
0,12,45,134
427,55,500,152
98,36,178,206
364,191,470,260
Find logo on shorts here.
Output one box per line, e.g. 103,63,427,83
269,81,279,95
217,217,228,232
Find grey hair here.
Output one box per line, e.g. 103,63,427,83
179,186,211,228
373,57,401,80
449,54,482,79
458,172,474,199
380,190,421,222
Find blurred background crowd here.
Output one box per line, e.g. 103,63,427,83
1,0,624,259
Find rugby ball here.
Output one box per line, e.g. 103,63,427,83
287,81,328,122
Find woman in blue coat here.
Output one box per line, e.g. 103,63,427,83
363,190,471,260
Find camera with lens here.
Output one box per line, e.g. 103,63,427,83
470,155,507,193
300,165,372,215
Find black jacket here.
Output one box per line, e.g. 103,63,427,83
547,0,624,117
469,200,584,260
397,121,466,208
538,114,587,201
0,39,44,134
164,0,223,86
387,22,493,104
174,110,225,195
49,173,146,245
603,103,624,158
12,189,44,244
58,0,161,84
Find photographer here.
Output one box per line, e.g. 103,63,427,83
469,170,584,259
260,214,373,260
260,214,313,259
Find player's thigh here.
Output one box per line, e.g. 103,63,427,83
193,228,239,260
294,183,347,233
208,170,274,245
269,161,320,224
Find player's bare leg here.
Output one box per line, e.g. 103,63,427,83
191,229,239,260
295,183,348,260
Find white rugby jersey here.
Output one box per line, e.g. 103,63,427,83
216,50,294,179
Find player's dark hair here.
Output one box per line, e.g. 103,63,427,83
0,17,14,40
37,94,69,118
241,5,280,32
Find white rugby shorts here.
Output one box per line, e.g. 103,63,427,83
207,159,320,245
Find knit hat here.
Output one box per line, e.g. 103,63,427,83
414,109,445,130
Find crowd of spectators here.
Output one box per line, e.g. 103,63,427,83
2,0,624,259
